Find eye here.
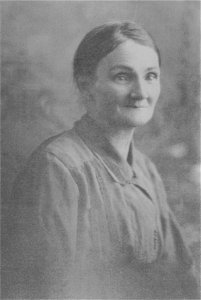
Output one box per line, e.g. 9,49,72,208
114,72,131,83
145,72,159,82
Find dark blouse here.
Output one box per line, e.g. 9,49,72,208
2,114,199,299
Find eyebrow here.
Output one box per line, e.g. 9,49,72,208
110,65,160,72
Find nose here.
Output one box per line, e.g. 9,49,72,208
130,78,148,100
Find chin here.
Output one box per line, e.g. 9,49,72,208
131,116,153,127
116,112,153,128
112,108,153,128
108,117,149,129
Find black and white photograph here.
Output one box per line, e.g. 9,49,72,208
1,1,200,299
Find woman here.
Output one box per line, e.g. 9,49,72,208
2,21,199,299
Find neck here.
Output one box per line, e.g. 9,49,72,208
106,128,135,162
88,116,135,161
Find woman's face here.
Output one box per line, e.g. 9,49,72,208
85,40,161,130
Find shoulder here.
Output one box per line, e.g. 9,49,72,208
11,129,86,202
29,127,94,171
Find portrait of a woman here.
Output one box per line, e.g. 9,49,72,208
2,11,200,300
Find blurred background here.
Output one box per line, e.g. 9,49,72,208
1,1,200,276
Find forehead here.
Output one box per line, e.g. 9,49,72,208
97,40,159,72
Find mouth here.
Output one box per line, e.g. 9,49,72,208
126,102,149,109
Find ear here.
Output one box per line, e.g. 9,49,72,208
80,82,95,102
83,89,94,104
78,75,90,91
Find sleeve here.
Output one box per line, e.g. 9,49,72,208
2,151,80,299
165,209,200,299
146,158,200,299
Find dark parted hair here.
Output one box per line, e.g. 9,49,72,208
73,21,161,92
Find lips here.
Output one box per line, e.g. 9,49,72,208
126,101,149,108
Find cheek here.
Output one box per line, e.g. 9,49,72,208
95,84,124,105
150,84,161,103
105,84,129,104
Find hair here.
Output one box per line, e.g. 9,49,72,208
73,21,161,92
